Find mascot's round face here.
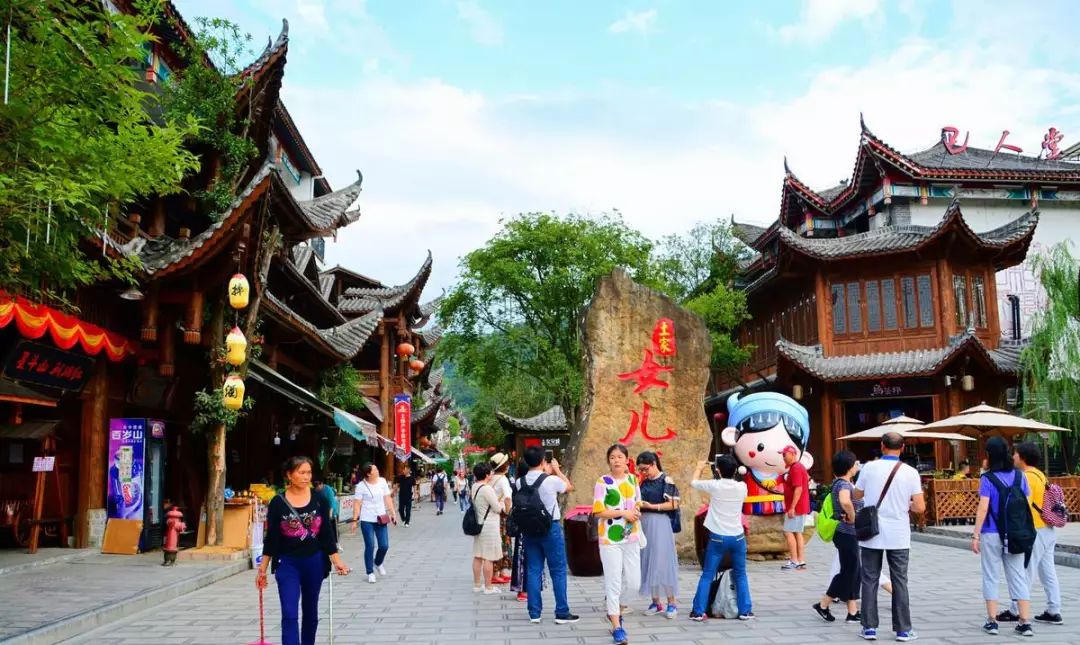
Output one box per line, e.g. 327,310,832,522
728,421,799,476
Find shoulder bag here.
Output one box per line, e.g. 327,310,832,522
854,462,902,541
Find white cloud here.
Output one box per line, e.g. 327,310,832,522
608,9,658,35
270,4,1080,298
775,0,882,43
456,1,504,46
294,0,328,32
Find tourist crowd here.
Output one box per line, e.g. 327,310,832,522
254,431,1065,645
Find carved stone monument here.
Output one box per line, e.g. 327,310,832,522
563,268,711,558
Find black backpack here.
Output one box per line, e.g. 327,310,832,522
462,486,490,536
433,474,446,495
985,469,1037,564
509,473,552,538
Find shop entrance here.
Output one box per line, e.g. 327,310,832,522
843,396,936,469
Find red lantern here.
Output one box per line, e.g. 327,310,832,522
409,359,425,372
418,436,431,449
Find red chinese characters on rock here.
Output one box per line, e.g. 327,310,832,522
616,319,679,446
652,318,676,356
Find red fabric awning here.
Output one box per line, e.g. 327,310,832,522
0,292,136,362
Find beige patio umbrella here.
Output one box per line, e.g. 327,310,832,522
838,415,974,443
912,402,1070,438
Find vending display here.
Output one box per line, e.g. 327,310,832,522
107,418,167,550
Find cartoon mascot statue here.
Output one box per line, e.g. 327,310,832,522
721,391,813,515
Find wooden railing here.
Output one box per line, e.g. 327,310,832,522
924,476,1080,525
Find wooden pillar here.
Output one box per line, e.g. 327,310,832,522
184,286,204,344
820,387,835,482
140,286,159,341
380,321,394,476
148,199,166,238
937,258,955,342
159,322,175,377
813,271,832,353
76,360,109,548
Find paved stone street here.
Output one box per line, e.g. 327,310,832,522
64,502,1080,645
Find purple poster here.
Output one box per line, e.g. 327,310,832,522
107,418,146,520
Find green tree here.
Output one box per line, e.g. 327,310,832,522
0,0,199,304
1019,241,1080,471
439,212,657,427
653,219,750,371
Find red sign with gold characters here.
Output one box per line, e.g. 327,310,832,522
652,318,676,356
393,394,412,454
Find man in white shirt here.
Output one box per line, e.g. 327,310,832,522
517,446,579,625
854,432,926,642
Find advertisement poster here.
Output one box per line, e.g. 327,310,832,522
393,394,412,455
107,418,146,520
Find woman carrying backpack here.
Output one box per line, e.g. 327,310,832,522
972,436,1035,637
812,450,862,624
470,462,504,594
635,451,680,619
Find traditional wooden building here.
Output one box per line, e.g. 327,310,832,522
496,406,571,463
718,117,1068,482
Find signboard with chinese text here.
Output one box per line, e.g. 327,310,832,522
3,341,95,391
836,378,934,399
32,456,55,472
107,418,145,520
393,394,412,455
652,318,676,356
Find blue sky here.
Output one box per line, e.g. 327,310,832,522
175,0,1080,295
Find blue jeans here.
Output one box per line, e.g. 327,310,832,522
435,492,446,512
458,492,471,512
524,521,571,619
274,552,324,645
360,520,389,575
692,531,751,616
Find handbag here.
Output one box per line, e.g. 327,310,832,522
855,462,902,541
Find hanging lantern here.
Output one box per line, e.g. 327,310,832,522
225,326,247,366
396,342,415,358
223,374,245,411
228,274,250,309
409,359,426,372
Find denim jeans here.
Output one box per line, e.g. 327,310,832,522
360,520,389,575
435,493,446,512
692,532,751,616
274,551,324,645
458,492,471,512
524,521,571,619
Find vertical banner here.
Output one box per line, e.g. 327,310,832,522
393,394,412,455
107,418,146,520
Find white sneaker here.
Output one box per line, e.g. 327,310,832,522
484,586,502,594
367,573,376,584
474,586,483,593
376,564,387,576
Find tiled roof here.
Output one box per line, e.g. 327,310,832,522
777,333,1021,382
138,162,275,277
411,396,445,427
732,220,769,247
339,251,433,315
295,170,363,232
778,201,1037,262
908,141,1080,174
414,325,444,347
495,406,568,433
427,365,444,393
239,19,289,82
816,181,849,202
318,273,335,300
290,244,314,276
264,292,380,360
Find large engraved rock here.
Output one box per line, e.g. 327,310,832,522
563,268,711,559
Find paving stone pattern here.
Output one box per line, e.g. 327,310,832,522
63,503,1080,645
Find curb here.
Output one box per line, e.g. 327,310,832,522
911,531,1080,569
0,550,96,577
5,558,250,645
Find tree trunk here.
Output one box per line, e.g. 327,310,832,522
205,423,227,545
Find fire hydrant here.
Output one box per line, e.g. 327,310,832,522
163,506,186,566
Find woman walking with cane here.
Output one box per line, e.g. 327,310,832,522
257,456,350,645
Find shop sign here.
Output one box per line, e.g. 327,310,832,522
523,436,565,449
393,394,412,454
3,340,95,391
837,378,935,399
107,418,146,520
32,456,55,472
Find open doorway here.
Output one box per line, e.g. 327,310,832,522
842,397,936,470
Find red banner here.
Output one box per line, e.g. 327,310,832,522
0,291,136,362
651,318,676,356
393,394,412,454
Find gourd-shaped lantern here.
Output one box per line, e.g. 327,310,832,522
396,342,415,358
228,274,250,310
225,326,247,366
223,374,245,411
409,359,425,372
